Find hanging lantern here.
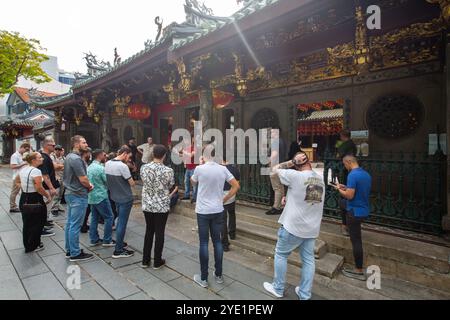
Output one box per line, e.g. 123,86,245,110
213,90,234,109
127,103,151,120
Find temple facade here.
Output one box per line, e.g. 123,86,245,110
33,0,449,237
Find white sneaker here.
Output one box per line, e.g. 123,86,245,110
263,282,283,298
295,286,301,299
193,274,208,288
215,275,224,284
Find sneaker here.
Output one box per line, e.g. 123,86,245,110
265,208,282,216
263,282,283,298
89,239,103,247
223,245,230,252
51,211,59,217
31,243,45,253
9,208,20,213
70,252,94,262
47,219,54,224
112,249,134,259
102,240,116,247
45,221,54,227
342,268,367,281
80,225,89,233
215,274,224,284
65,252,71,259
41,230,55,237
141,262,150,268
43,225,53,231
153,259,166,270
193,274,208,288
294,286,302,300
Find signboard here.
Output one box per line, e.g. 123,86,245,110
428,134,447,155
351,130,369,157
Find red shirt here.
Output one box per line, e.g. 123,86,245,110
184,146,198,170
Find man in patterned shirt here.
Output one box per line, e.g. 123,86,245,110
140,145,174,269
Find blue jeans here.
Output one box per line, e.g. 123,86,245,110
65,194,88,257
197,212,224,281
184,169,197,199
89,199,114,244
272,226,316,300
115,200,133,253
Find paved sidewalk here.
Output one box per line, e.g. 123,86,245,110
1,166,448,300
0,166,298,300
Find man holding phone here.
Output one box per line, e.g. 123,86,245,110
263,152,325,300
333,155,372,281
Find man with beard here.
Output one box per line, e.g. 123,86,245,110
64,135,94,262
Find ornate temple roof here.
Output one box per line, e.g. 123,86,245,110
35,0,282,107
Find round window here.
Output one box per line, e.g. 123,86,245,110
366,94,423,139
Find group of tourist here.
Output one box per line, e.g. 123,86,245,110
9,128,371,300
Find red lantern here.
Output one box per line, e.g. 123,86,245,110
213,90,234,109
127,103,151,120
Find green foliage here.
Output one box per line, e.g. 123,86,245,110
0,30,51,96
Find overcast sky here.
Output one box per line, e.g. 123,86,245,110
1,0,241,73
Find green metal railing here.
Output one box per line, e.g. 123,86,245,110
170,151,447,235
323,152,447,235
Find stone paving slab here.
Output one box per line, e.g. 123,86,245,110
0,230,24,251
121,291,153,300
22,272,72,300
0,264,29,300
121,267,161,287
68,280,113,300
218,281,274,300
138,279,190,300
41,252,92,285
168,276,225,300
8,248,50,279
104,252,143,269
0,242,11,267
144,264,183,283
80,260,141,299
38,238,65,257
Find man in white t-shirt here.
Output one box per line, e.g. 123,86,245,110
9,143,31,212
263,152,325,301
137,137,155,164
190,145,240,289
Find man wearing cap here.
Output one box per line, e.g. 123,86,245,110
263,152,325,300
50,145,65,217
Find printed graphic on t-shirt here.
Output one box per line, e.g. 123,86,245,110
304,177,324,204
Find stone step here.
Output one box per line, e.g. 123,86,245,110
175,201,328,259
232,203,450,293
235,220,328,260
230,235,344,279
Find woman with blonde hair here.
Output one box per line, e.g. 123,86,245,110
15,152,52,253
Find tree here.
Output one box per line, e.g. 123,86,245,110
0,30,51,96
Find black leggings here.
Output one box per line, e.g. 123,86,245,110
19,193,46,252
346,211,365,269
142,212,169,265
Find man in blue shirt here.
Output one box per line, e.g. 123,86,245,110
335,155,372,281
